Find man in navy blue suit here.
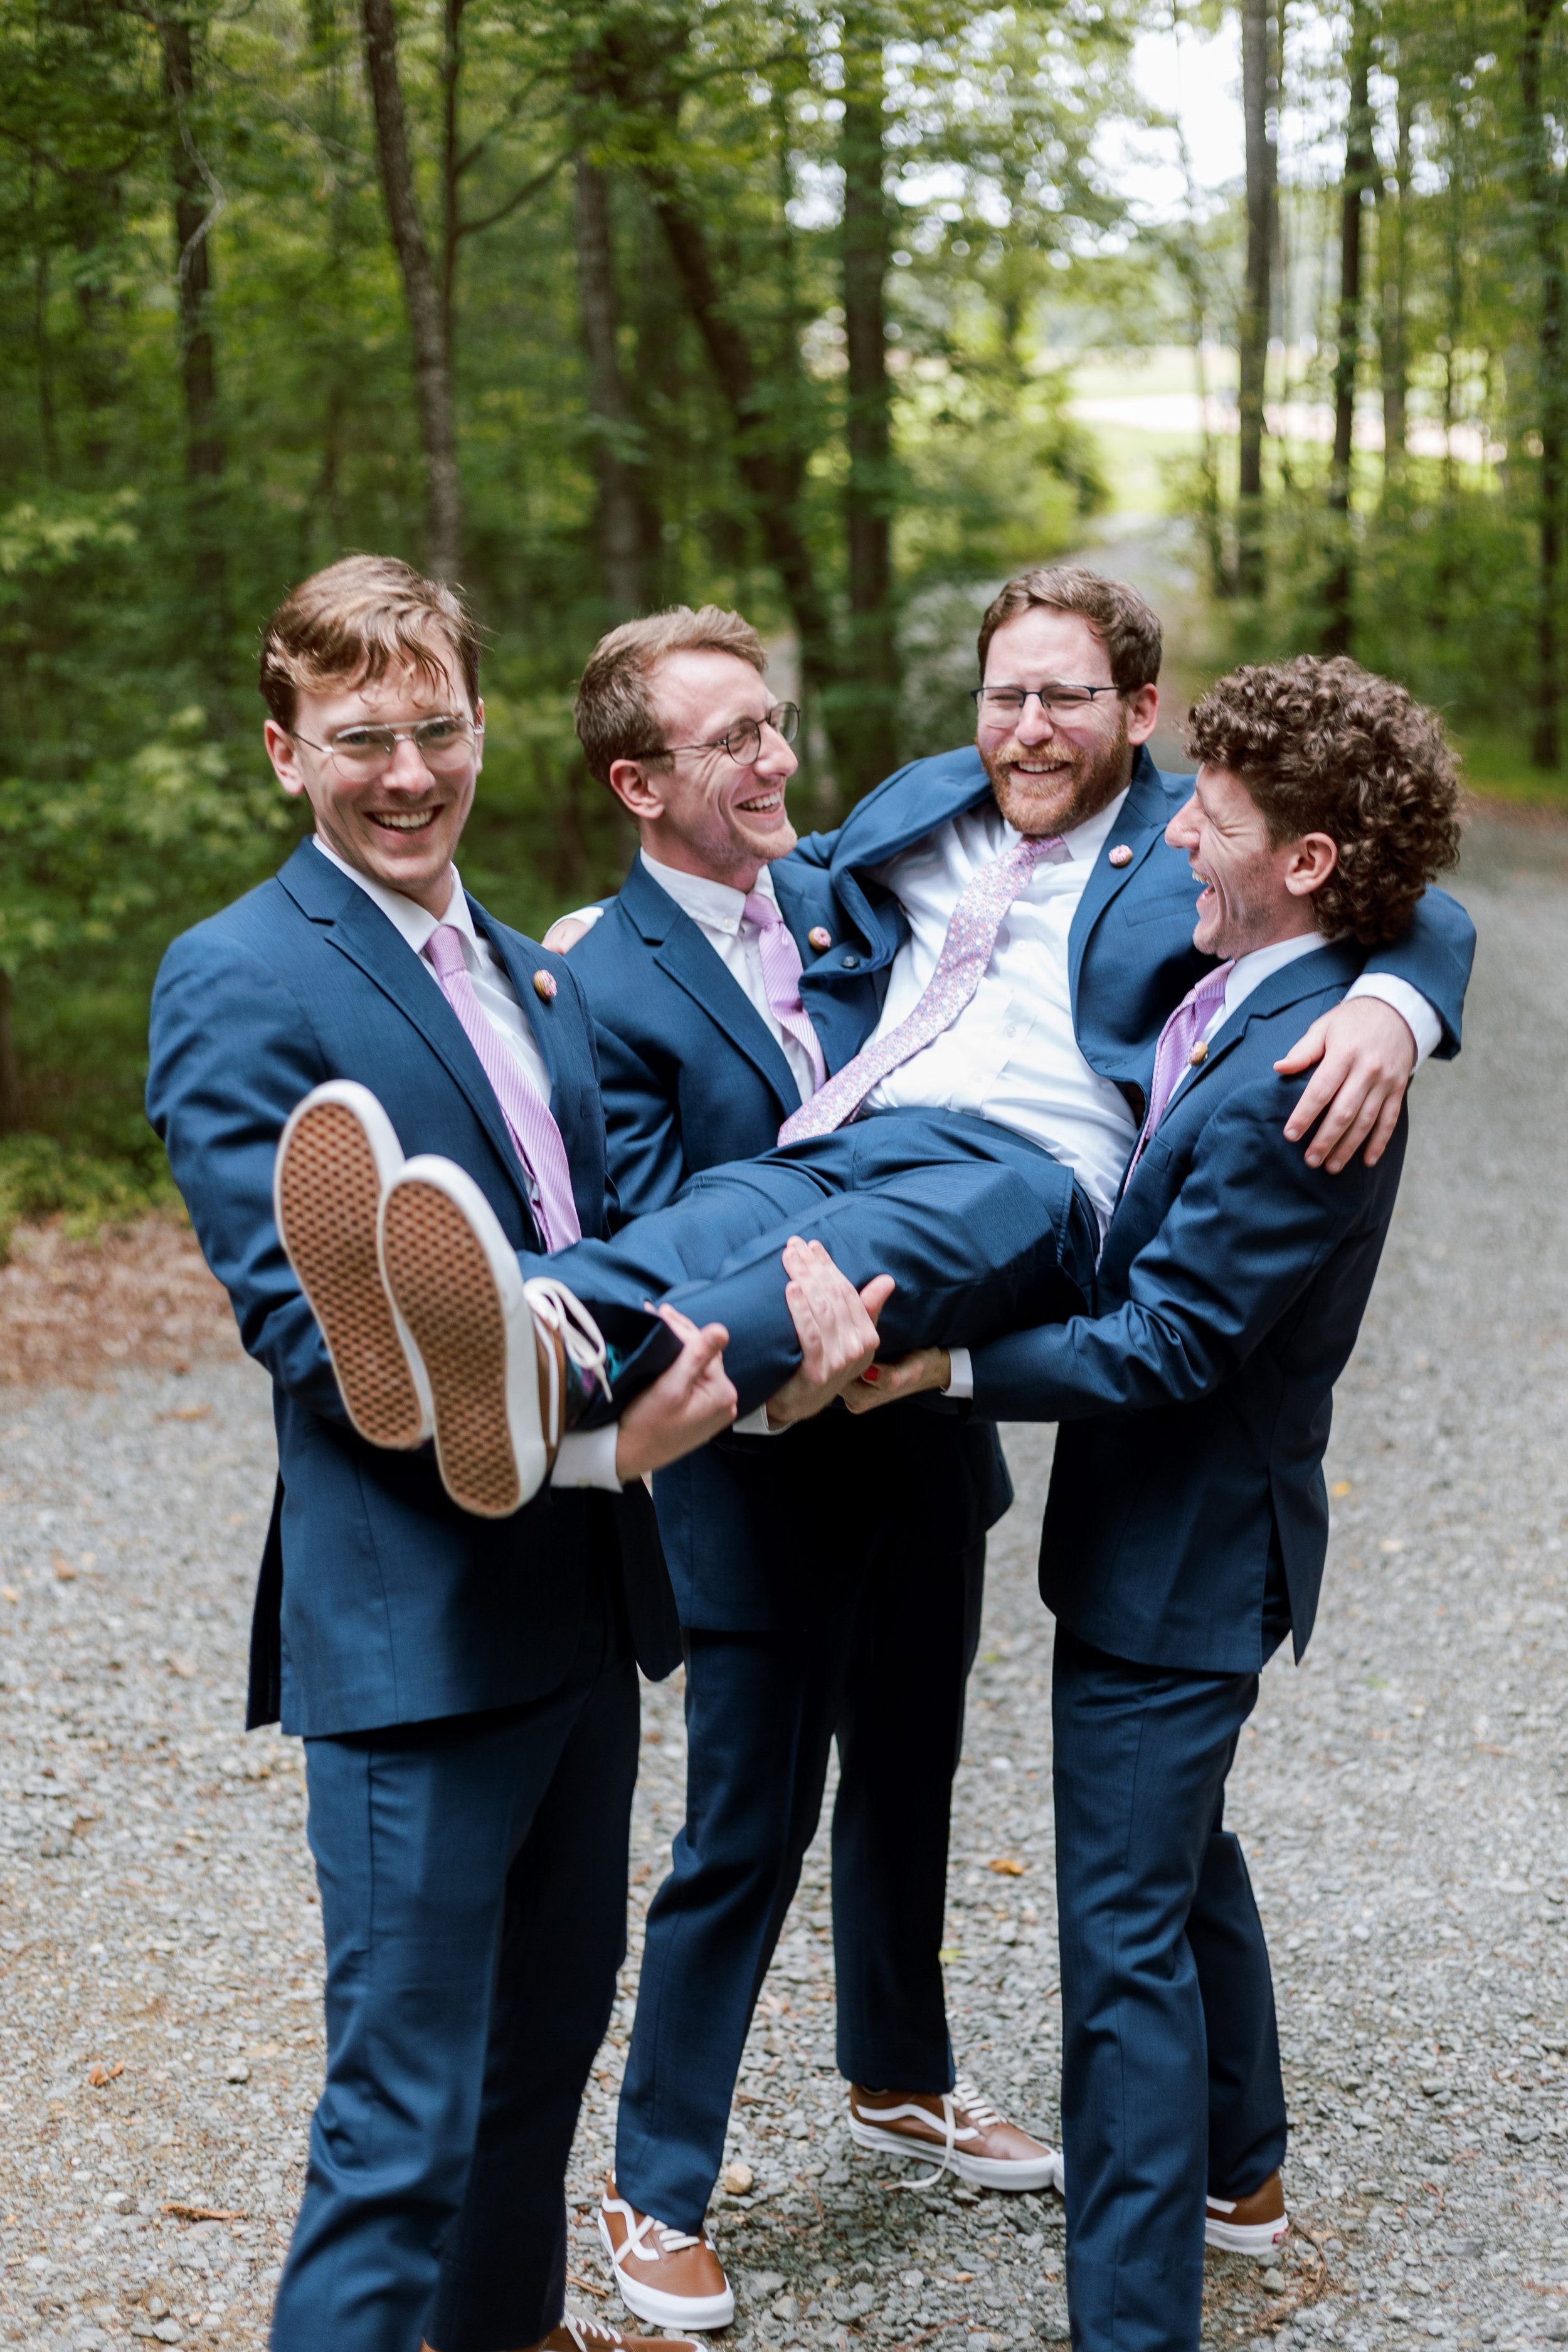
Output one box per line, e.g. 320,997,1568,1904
549,607,1046,2331
521,576,1473,2322
845,653,1464,2352
146,556,747,2352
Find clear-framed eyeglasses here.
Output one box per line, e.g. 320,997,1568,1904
644,702,800,765
293,713,483,781
972,684,1121,721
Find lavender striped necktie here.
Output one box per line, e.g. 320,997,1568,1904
778,830,1067,1147
424,923,582,1248
1128,961,1234,1174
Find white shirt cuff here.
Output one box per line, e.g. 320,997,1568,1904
734,1404,781,1436
1345,972,1441,1067
551,1424,623,1491
942,1346,974,1401
559,903,605,936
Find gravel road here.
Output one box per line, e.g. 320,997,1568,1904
2,812,1565,2352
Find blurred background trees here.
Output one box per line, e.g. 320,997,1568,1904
0,0,1562,1173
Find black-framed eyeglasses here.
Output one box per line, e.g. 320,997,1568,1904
294,713,482,780
641,702,800,765
972,684,1121,719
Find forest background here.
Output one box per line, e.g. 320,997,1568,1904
0,0,1560,1222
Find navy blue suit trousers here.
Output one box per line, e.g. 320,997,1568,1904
271,1559,638,2352
1051,1629,1286,2352
616,1528,985,2229
541,1110,1098,1416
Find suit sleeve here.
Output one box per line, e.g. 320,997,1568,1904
967,1080,1399,1423
146,931,346,1421
1357,882,1475,1057
593,1020,691,1221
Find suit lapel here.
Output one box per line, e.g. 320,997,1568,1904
623,859,802,1121
277,843,535,1221
1067,750,1175,1007
829,748,993,970
1163,939,1365,1116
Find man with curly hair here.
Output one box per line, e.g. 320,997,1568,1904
847,655,1465,2352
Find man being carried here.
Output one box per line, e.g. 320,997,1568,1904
847,655,1463,2352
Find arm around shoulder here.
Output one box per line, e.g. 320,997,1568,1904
1360,882,1475,1059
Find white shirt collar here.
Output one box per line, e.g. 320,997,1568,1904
312,832,479,963
639,846,780,938
1220,928,1326,1019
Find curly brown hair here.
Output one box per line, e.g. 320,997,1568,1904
1185,655,1463,948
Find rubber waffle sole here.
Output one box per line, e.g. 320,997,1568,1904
275,1100,426,1449
379,1178,528,1518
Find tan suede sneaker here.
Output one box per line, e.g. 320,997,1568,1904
598,2172,735,2331
1205,2168,1290,2256
848,2075,1062,2191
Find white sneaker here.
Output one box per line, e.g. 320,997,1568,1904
848,2076,1063,2192
273,1081,432,1449
379,1157,610,1518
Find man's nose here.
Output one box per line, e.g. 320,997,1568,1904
1013,696,1057,746
753,724,798,782
1165,796,1200,846
384,736,435,788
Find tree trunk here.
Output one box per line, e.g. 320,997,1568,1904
360,0,463,578
0,972,19,1138
1377,75,1412,492
1522,0,1565,770
1237,0,1276,596
1323,7,1373,658
573,148,649,616
159,11,225,626
839,8,899,795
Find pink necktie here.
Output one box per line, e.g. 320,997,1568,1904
1128,961,1234,1173
743,892,827,1096
424,923,582,1249
778,832,1067,1147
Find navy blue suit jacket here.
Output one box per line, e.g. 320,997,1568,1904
146,839,678,1737
967,940,1411,1676
794,742,1475,1107
569,853,1014,1629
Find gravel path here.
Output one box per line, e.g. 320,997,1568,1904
1,813,1564,2352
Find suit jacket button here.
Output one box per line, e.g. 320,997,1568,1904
1108,844,1133,867
533,968,558,1002
840,953,861,968
808,926,832,951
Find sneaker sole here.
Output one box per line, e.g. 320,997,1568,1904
596,2213,735,2331
1204,2214,1290,2257
848,2116,1062,2192
273,1084,430,1449
380,1162,549,1518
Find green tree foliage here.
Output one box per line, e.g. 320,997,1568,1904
0,0,1134,1163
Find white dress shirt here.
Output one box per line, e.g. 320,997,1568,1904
312,836,622,1490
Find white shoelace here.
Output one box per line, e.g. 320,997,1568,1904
559,2319,626,2352
607,2201,705,2266
523,1276,613,1404
857,2075,999,2191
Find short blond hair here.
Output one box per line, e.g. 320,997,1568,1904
574,605,766,785
259,555,483,728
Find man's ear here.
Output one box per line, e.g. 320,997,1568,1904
1285,831,1339,899
1125,683,1159,747
607,757,669,822
263,719,307,798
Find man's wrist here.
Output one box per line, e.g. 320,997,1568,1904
1345,973,1439,1067
558,1423,624,1491
941,1346,972,1401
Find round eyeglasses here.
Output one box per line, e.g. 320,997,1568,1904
294,714,483,781
642,702,800,765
